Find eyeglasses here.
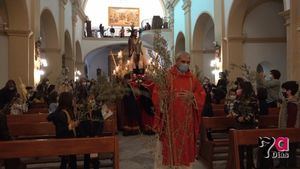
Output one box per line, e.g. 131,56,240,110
180,60,190,64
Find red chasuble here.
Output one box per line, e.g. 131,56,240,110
152,66,206,166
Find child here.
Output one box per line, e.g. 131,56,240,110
47,92,78,169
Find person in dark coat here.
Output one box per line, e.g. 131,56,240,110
0,80,18,112
47,92,78,169
77,94,104,169
1,104,25,169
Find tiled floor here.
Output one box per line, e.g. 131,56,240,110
119,134,225,169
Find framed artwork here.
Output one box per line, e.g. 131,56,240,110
108,7,140,26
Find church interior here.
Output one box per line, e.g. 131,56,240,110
1,0,300,169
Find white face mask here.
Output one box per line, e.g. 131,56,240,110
178,63,189,73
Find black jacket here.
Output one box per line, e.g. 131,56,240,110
47,109,76,138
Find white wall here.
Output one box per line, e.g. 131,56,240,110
0,34,8,87
243,43,286,81
243,2,285,37
243,1,286,81
82,39,127,58
84,0,164,29
85,50,109,79
64,0,73,43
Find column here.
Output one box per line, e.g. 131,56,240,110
6,29,32,86
190,49,203,71
280,10,292,80
166,1,175,57
182,0,192,53
224,36,244,80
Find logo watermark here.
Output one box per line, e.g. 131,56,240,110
258,137,289,159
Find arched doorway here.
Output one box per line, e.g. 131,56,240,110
227,0,286,80
64,31,74,80
175,32,185,55
40,9,60,83
192,13,215,82
84,44,127,79
75,41,84,79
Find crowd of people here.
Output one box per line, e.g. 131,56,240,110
1,51,299,169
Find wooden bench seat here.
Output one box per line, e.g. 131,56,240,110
200,115,279,169
227,128,300,169
0,136,119,169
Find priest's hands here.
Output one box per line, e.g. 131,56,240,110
177,90,194,103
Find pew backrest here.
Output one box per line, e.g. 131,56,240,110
229,128,300,169
0,136,119,169
8,122,55,139
7,114,48,124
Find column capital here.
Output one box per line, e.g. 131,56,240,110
6,29,33,37
279,10,290,26
182,0,191,13
61,0,68,6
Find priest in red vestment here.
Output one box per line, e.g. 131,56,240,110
152,51,206,168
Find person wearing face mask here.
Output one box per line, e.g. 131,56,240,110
231,81,258,169
0,80,19,113
152,51,206,169
277,81,299,168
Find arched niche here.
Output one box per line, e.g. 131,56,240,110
64,30,74,80
40,9,60,83
175,32,185,55
192,13,215,81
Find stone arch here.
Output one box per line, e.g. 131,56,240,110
64,30,74,80
175,32,185,55
4,0,29,30
84,44,127,79
40,8,60,83
226,0,286,79
192,12,215,81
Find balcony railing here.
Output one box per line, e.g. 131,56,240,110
83,16,171,39
141,16,171,30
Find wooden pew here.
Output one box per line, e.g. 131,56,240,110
7,110,117,136
7,114,48,124
0,136,119,169
212,109,226,116
8,122,55,139
268,107,280,115
200,115,279,169
199,117,236,168
24,107,49,114
228,128,300,169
